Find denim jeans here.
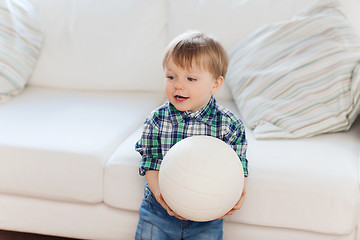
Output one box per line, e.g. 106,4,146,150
135,186,223,240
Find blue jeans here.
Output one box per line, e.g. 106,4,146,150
135,186,223,240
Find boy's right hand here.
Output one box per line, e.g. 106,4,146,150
157,193,188,221
145,170,188,220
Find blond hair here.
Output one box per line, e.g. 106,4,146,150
162,31,229,78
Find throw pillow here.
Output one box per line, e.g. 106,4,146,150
227,0,360,139
0,0,43,103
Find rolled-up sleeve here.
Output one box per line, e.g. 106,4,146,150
225,120,248,177
135,117,163,176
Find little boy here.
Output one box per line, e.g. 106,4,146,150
135,31,248,240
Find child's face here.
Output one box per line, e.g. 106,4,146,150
164,58,223,112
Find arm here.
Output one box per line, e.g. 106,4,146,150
136,117,182,218
136,113,187,219
219,118,248,219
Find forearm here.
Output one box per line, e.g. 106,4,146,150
145,170,161,199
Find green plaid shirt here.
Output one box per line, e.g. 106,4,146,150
135,96,248,177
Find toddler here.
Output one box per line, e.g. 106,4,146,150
135,31,248,240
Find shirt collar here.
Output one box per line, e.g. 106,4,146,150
168,96,217,126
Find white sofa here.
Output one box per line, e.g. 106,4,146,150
1,0,360,239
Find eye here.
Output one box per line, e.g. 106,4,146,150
187,77,197,81
166,75,175,80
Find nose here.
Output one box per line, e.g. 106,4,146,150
174,79,183,90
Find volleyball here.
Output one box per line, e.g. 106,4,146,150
159,135,244,222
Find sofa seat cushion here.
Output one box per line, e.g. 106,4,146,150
104,128,145,210
0,87,164,203
219,100,360,235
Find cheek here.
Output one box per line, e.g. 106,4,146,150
195,82,213,95
164,81,173,96
164,80,171,89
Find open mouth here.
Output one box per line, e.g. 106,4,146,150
175,95,189,101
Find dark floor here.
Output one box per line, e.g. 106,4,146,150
0,230,79,240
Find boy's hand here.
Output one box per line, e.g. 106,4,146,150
218,179,247,220
157,193,188,221
146,170,188,220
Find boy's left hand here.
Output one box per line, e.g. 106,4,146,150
218,179,247,220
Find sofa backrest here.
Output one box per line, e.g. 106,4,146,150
27,0,360,98
28,0,167,93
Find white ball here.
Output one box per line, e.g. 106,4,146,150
159,135,244,222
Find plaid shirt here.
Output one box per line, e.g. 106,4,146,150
135,96,248,177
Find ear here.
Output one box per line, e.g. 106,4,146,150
211,76,224,95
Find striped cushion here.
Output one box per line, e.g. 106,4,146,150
227,0,360,139
0,0,43,103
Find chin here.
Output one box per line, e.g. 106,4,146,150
174,106,189,112
172,104,189,112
